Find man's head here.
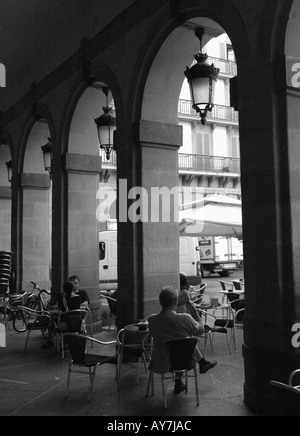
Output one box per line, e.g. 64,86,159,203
69,275,80,291
159,286,178,310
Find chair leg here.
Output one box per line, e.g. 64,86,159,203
61,335,65,359
118,347,124,382
161,375,167,409
116,363,120,392
225,331,232,354
194,369,199,406
142,352,148,373
23,330,31,354
137,357,141,385
88,366,97,402
146,371,152,397
66,363,72,398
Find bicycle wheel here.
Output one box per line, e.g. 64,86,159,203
12,310,27,333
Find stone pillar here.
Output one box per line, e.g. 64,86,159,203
20,174,51,290
0,187,11,251
240,57,300,414
65,153,102,303
116,121,182,328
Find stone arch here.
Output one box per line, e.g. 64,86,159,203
114,0,252,328
132,0,252,124
59,66,122,304
0,129,13,252
17,104,55,290
61,64,123,155
18,103,56,175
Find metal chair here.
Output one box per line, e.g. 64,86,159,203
270,370,300,416
117,324,151,386
190,283,207,305
64,332,120,402
199,305,237,355
100,292,117,332
17,306,52,353
146,337,199,409
55,309,87,358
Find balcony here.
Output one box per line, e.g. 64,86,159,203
179,153,240,174
100,149,117,167
178,99,239,125
207,56,237,77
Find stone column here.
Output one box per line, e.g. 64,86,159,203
240,57,300,415
116,121,182,328
0,187,11,251
65,153,102,302
20,174,51,290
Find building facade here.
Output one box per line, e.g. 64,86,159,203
0,0,300,415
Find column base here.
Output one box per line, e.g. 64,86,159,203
243,343,300,416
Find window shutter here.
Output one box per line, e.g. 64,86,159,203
196,132,211,155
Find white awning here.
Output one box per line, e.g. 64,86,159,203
179,194,243,238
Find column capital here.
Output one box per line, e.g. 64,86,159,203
64,153,102,174
20,173,51,190
138,120,182,150
0,186,12,198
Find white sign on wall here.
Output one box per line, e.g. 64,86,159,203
0,323,6,347
286,56,300,88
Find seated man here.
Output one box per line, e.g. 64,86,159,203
69,275,90,309
148,286,217,394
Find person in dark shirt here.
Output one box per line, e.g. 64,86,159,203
69,275,90,309
58,281,82,312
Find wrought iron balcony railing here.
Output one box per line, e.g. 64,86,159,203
178,99,239,124
179,153,240,174
100,149,117,166
207,56,237,77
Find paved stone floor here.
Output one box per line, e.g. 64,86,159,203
0,323,256,417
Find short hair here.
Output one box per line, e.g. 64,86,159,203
69,275,79,283
159,286,178,310
63,281,75,295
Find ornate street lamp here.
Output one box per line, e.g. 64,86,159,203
5,160,12,183
41,137,53,177
184,28,220,125
94,86,116,160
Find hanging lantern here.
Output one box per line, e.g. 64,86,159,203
184,28,220,125
94,87,116,160
41,137,53,177
5,160,12,183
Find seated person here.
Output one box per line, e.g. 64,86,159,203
148,286,217,394
69,275,90,309
58,281,82,312
177,274,201,322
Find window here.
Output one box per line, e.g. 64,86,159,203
229,135,240,158
194,128,213,171
227,45,236,62
228,133,240,172
195,131,212,156
99,242,106,261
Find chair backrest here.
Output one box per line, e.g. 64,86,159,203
232,281,242,290
64,333,87,365
18,306,52,329
60,309,86,332
167,337,198,372
220,281,233,292
190,284,207,305
106,296,117,316
270,380,300,416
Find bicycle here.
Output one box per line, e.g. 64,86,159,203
0,282,51,335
